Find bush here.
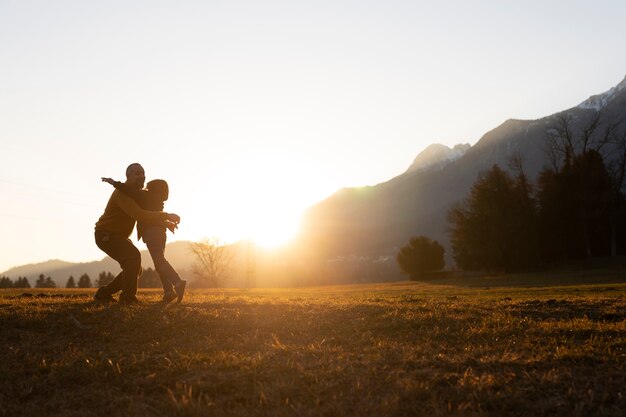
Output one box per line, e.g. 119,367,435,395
396,236,444,279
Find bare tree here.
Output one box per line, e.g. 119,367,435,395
580,111,602,153
543,110,616,169
543,113,575,172
189,237,239,288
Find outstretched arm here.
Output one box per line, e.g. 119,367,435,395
101,177,143,202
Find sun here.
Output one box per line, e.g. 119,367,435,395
247,207,302,249
182,152,317,250
177,149,339,250
233,161,305,250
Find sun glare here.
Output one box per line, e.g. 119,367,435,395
247,208,302,249
236,155,306,249
182,152,316,249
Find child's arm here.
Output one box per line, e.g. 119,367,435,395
101,177,144,202
166,220,178,234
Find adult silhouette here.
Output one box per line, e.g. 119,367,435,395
93,163,180,304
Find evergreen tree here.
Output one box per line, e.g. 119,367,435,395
572,150,612,257
34,275,56,288
448,165,540,271
77,274,92,288
396,236,444,279
537,150,613,262
35,274,46,288
66,276,76,288
14,277,31,288
96,271,115,287
508,163,541,268
541,110,626,260
606,130,626,256
537,168,574,262
138,267,161,288
0,276,13,288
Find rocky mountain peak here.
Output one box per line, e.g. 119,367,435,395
577,74,626,111
405,143,471,174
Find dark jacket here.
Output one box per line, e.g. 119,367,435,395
110,181,166,241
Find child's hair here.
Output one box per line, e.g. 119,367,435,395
146,179,169,202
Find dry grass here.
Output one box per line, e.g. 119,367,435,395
0,282,624,417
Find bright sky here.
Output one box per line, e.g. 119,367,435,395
1,0,626,272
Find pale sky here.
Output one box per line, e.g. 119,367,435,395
1,0,626,272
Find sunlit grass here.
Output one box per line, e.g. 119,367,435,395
0,282,624,416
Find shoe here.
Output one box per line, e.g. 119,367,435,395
94,287,115,303
174,280,187,303
162,291,177,304
119,295,141,305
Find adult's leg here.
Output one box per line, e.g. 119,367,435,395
95,231,142,298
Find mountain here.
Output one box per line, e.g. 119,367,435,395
404,143,471,174
298,75,626,272
577,75,626,111
1,240,196,287
2,259,76,278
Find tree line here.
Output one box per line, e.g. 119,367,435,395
397,110,626,276
0,276,32,288
0,268,166,289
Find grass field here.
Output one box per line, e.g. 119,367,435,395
1,279,624,417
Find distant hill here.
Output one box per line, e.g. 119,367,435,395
298,75,626,268
1,240,196,287
2,259,77,278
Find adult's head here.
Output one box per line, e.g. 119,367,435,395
125,163,145,189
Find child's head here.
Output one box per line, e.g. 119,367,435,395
146,179,169,202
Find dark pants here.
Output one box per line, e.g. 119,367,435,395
142,227,182,293
95,231,142,299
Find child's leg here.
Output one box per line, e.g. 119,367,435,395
144,231,183,291
144,237,175,295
